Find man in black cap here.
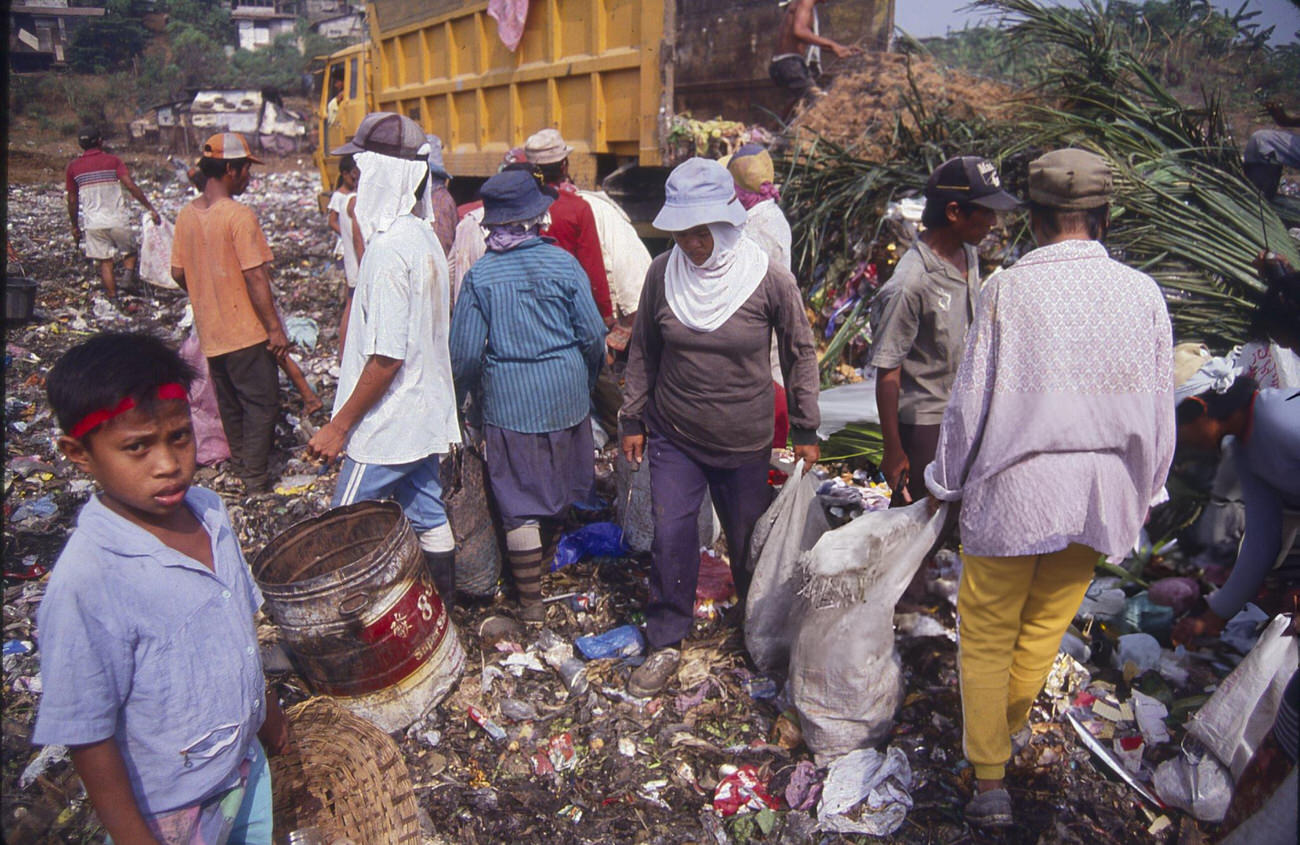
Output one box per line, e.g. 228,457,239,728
65,127,162,298
869,156,1019,506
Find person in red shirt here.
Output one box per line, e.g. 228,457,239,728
523,129,615,327
66,128,161,298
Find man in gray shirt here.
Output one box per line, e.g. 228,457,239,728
870,156,1018,505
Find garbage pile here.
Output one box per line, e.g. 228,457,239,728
791,52,1018,160
2,165,1286,844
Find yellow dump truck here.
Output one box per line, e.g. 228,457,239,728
316,0,893,215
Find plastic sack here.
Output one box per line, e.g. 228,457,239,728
1187,613,1299,780
551,522,626,571
789,500,949,763
814,378,880,439
439,441,503,597
138,212,178,289
615,450,718,554
744,461,830,675
178,332,231,466
816,746,913,835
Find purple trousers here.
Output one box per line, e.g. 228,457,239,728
646,429,772,649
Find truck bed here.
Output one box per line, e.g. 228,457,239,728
364,0,893,185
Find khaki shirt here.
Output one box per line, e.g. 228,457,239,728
868,240,980,425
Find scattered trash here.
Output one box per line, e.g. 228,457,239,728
1147,577,1201,615
1131,690,1171,744
3,640,34,657
283,315,321,351
816,746,913,836
20,745,69,789
10,495,58,523
1067,712,1166,810
575,625,645,660
782,759,822,811
1115,633,1162,674
712,764,780,817
1219,603,1270,654
1078,577,1127,620
468,706,507,743
1122,592,1174,639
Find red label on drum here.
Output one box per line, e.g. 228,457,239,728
313,579,451,697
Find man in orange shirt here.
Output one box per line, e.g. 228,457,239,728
171,133,290,494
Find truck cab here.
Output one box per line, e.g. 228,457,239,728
315,42,372,204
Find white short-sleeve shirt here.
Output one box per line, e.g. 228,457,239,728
335,214,462,464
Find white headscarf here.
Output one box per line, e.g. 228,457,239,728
664,222,769,332
353,148,431,243
1174,356,1240,406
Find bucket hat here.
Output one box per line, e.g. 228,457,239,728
1027,149,1113,209
201,132,263,164
332,112,428,160
425,134,450,179
924,156,1019,211
653,157,747,232
480,169,554,225
524,128,573,166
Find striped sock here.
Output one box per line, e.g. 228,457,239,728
507,524,544,606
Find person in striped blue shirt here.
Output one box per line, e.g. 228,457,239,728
449,169,608,622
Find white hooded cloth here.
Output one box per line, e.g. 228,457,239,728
353,148,431,243
664,222,769,333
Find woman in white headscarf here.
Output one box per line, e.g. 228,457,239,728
619,157,821,697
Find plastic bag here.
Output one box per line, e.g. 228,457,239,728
1187,613,1299,780
615,449,718,554
789,500,949,763
178,332,231,466
551,522,626,571
744,461,830,675
816,746,913,835
1153,748,1232,821
138,212,178,289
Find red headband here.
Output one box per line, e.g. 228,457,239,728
68,383,189,439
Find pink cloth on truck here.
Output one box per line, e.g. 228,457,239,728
488,0,530,51
180,332,232,466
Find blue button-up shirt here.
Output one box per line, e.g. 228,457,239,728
449,237,608,433
33,486,266,816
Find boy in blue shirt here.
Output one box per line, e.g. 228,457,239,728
33,332,288,845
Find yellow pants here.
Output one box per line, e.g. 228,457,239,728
958,543,1099,781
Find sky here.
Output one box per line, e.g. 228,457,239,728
894,0,1300,44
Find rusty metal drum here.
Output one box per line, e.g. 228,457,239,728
253,501,465,732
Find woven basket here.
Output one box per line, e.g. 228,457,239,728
270,697,421,843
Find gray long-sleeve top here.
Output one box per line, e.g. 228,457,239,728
621,252,821,464
1208,389,1300,618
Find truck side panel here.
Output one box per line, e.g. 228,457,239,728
368,0,666,184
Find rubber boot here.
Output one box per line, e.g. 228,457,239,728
424,550,456,612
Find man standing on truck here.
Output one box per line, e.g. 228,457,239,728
66,127,163,299
524,129,617,328
770,0,862,100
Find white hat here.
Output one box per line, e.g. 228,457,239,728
652,157,747,232
524,128,573,166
